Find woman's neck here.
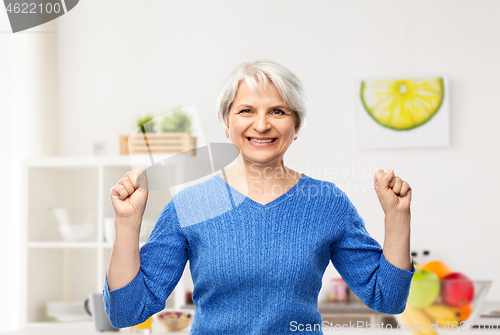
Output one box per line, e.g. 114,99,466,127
220,155,302,199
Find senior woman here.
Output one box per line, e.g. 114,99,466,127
103,59,415,334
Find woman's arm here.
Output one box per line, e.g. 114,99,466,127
106,216,141,291
374,169,413,271
103,167,190,329
106,167,148,291
329,201,415,315
383,212,412,271
103,200,189,329
329,168,415,315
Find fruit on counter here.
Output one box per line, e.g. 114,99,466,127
397,260,481,333
423,303,461,326
458,304,472,322
422,261,453,280
399,304,438,335
441,272,474,308
408,269,440,308
156,311,193,331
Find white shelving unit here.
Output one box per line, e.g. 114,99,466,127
21,156,195,327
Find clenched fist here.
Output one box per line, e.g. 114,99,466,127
374,169,412,216
110,166,149,221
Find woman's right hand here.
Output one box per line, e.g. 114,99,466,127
110,166,149,221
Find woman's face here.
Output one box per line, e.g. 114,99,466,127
226,80,298,167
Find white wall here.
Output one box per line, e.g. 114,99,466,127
0,11,15,332
0,10,57,331
53,0,500,301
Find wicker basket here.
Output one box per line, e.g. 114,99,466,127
120,133,197,156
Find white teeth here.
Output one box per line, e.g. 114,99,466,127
249,138,275,143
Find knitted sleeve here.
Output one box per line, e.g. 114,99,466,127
103,199,190,328
329,195,415,315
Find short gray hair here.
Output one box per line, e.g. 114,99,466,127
216,59,308,137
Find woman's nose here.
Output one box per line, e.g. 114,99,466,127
253,113,271,132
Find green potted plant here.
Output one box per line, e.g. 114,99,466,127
157,108,196,155
120,110,196,156
136,114,156,133
158,109,192,134
120,114,157,155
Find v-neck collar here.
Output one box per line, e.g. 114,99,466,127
213,173,309,210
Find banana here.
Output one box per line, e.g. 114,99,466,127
423,303,461,328
397,304,438,335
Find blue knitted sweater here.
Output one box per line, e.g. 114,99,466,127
103,173,415,334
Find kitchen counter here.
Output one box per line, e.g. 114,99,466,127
0,321,192,335
0,321,497,334
2,302,498,334
319,301,374,314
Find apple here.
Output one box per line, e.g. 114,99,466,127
407,268,441,308
441,272,474,308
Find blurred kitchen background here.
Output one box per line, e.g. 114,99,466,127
1,0,500,332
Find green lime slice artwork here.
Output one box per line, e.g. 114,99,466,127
360,78,445,131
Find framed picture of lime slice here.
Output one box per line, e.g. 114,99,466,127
356,77,449,149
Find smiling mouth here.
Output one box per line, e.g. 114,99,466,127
247,137,277,143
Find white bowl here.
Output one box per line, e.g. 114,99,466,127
394,279,492,335
51,208,96,241
57,223,94,241
46,301,92,323
47,301,86,313
49,314,92,323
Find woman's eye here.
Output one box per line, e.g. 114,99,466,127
239,109,251,114
272,109,285,115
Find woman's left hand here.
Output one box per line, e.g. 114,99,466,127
374,169,412,215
